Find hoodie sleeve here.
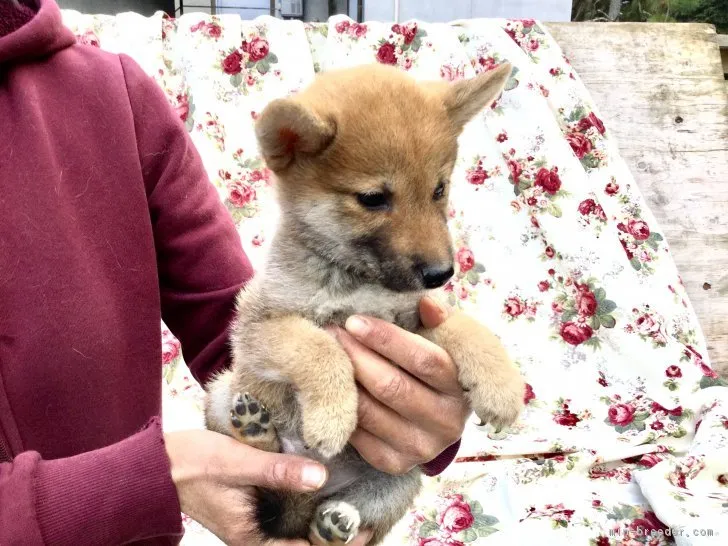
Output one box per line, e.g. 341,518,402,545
421,439,460,476
0,417,183,546
119,54,254,386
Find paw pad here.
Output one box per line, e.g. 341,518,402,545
230,392,274,440
313,501,360,545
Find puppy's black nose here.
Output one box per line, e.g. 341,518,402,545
420,264,454,289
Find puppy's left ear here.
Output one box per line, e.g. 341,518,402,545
255,98,336,171
442,62,512,131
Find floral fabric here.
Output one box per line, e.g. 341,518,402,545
60,10,728,545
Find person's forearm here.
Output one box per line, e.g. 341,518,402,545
1,417,183,546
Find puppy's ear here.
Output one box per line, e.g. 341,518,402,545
254,98,336,171
442,63,512,131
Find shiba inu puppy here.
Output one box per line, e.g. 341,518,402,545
204,61,524,545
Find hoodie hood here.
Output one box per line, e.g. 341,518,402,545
0,0,75,64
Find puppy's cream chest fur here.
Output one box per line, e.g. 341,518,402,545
309,284,424,331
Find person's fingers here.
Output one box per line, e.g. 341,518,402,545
355,388,447,462
215,439,328,492
335,329,462,434
349,428,416,475
342,316,460,396
418,295,451,329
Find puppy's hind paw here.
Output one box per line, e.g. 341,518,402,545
229,392,280,452
309,501,361,546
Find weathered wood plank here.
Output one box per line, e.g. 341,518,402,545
544,22,728,377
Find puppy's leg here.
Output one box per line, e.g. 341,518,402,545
232,315,358,459
205,369,281,452
309,465,422,546
420,312,525,430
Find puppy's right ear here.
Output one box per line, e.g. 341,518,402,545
254,99,336,171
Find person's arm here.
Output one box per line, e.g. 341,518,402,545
0,418,183,546
119,54,254,385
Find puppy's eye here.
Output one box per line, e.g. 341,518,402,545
433,180,447,201
356,192,390,211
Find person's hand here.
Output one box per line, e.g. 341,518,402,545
165,429,328,546
332,296,469,475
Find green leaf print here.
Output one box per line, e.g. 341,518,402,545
598,299,617,314
599,314,616,329
230,73,243,87
459,528,478,542
418,521,439,537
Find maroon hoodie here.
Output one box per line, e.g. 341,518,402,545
0,0,253,544
0,1,457,544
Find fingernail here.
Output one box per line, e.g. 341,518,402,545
425,296,448,320
345,315,370,337
301,463,328,490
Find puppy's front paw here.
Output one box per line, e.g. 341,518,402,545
309,501,361,546
466,365,524,431
229,392,280,452
301,392,357,459
427,313,525,431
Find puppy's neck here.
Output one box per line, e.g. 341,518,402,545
268,220,367,294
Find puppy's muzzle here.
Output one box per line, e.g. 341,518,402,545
417,263,454,289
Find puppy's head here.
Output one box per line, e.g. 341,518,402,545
255,63,511,291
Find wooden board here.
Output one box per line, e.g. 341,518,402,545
544,23,728,377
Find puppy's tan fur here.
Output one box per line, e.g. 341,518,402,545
205,62,525,545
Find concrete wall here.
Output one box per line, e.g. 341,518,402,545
365,0,573,22
57,0,174,16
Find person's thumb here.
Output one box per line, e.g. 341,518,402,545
236,448,329,493
419,294,451,329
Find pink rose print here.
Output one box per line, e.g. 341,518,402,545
578,112,606,135
567,132,593,159
629,511,668,537
229,183,256,207
466,166,489,186
538,280,550,292
578,198,596,216
376,42,397,65
605,180,619,195
665,365,682,378
456,247,475,273
436,495,475,533
534,167,561,194
401,22,418,44
504,297,524,317
440,64,465,82
524,383,535,405
222,51,243,75
190,21,222,39
553,401,582,427
161,330,180,365
507,159,522,184
348,23,368,38
248,37,270,62
618,219,651,241
560,321,593,345
575,287,598,317
496,132,508,142
335,20,350,33
607,403,636,426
